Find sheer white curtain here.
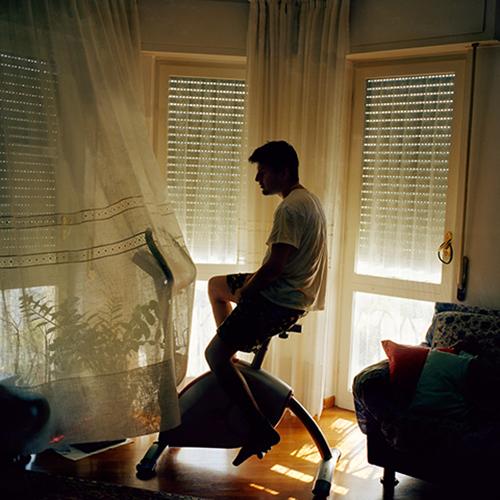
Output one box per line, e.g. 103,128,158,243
0,0,195,450
244,0,350,416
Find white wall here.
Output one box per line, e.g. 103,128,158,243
139,0,498,56
463,45,500,308
350,0,498,53
139,0,248,56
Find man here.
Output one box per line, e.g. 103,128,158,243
205,140,327,466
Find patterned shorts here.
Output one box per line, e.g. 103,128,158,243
217,273,305,353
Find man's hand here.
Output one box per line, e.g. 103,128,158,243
236,243,297,301
234,287,243,303
232,274,253,303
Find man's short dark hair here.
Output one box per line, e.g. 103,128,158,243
248,141,299,183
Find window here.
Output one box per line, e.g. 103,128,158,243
357,73,455,284
153,57,247,377
337,57,467,409
0,53,59,381
165,75,246,264
0,52,57,261
0,285,57,384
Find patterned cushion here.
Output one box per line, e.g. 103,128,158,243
424,302,500,346
435,302,500,316
430,311,500,368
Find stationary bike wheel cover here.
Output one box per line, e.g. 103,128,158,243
162,363,292,449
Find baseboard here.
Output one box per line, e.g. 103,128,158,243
323,395,336,409
283,395,336,421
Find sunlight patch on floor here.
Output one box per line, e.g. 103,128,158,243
173,448,233,473
333,444,380,483
329,418,367,467
336,455,379,480
330,423,379,483
289,443,321,464
337,455,370,476
329,417,356,431
270,464,314,483
249,483,279,495
332,484,349,495
336,459,348,472
351,466,380,480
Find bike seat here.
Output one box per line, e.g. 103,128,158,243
278,323,302,339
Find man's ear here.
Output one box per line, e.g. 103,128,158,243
280,168,290,183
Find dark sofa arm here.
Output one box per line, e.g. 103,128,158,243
352,359,397,434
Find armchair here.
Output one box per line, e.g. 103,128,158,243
353,302,500,498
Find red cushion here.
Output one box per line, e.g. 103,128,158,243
381,340,454,393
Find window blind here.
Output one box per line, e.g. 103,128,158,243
356,73,456,283
166,76,246,264
0,53,57,255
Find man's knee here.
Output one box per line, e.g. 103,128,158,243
205,335,233,372
208,275,227,301
204,341,216,370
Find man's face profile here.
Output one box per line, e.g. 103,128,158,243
255,163,285,196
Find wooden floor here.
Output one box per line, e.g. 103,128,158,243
28,407,472,499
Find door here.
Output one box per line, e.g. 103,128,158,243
336,57,467,409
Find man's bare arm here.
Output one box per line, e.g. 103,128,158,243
237,243,297,301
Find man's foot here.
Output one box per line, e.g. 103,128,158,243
232,445,266,466
232,425,280,466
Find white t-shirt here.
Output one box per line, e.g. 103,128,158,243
260,188,327,311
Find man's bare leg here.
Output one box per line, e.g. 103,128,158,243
206,274,279,464
205,334,280,465
208,275,236,327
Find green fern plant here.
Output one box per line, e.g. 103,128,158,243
18,294,162,381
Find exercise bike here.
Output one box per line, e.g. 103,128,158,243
135,229,341,498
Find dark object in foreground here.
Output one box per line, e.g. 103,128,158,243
0,469,198,500
0,383,50,466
